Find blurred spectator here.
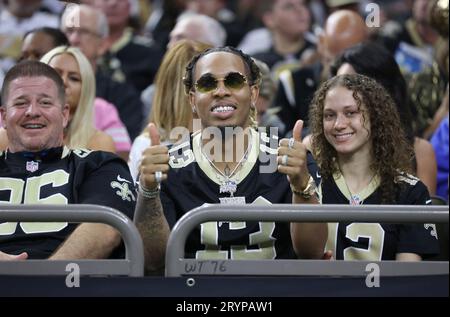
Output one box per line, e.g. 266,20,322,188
238,28,272,56
375,0,414,24
423,85,449,140
229,0,264,33
41,0,65,15
41,46,116,152
253,0,315,77
380,0,440,74
143,0,187,48
20,27,69,62
62,4,145,141
167,12,226,49
17,28,131,159
406,0,448,137
0,0,58,73
184,0,244,47
253,59,284,133
272,9,368,136
326,0,361,13
141,13,226,120
87,0,164,92
430,115,449,200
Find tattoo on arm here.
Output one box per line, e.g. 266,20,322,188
134,194,170,275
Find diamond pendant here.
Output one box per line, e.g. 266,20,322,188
350,195,362,205
220,179,237,196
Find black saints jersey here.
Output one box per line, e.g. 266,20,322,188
0,147,136,259
160,129,296,260
317,172,439,260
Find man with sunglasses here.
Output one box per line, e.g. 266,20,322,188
135,47,327,274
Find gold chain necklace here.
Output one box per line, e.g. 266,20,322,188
201,141,252,197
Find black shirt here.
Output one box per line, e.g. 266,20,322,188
0,147,136,259
316,171,439,260
160,129,296,259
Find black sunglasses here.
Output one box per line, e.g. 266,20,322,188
194,72,248,93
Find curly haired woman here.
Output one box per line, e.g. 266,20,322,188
309,73,439,261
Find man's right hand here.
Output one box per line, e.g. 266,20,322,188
138,123,170,191
0,251,28,261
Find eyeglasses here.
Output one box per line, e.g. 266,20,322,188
194,72,248,93
64,27,100,38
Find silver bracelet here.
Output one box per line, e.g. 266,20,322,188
139,184,160,199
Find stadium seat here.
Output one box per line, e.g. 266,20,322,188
0,204,144,276
428,195,449,261
165,204,449,277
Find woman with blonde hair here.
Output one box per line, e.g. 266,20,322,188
39,46,115,152
129,40,212,181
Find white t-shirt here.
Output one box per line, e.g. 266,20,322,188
128,132,174,183
128,134,151,183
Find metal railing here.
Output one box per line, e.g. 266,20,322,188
165,204,449,277
0,204,144,276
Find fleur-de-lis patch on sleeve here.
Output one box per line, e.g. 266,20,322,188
110,176,136,202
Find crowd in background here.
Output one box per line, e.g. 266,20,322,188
0,0,448,265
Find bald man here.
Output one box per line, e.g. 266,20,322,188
270,9,369,136
167,13,227,49
318,10,368,72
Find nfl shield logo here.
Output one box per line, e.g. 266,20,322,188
26,161,39,173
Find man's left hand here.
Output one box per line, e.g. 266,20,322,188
277,120,311,191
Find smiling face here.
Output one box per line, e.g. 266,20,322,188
188,52,259,130
0,76,70,153
323,86,372,159
48,53,82,117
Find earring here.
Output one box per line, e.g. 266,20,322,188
192,106,197,113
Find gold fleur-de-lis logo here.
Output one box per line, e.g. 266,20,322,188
110,181,136,202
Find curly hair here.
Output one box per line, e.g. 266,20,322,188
183,46,261,130
330,42,414,143
309,74,414,203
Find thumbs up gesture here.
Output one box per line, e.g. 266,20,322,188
277,120,311,193
138,123,170,192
